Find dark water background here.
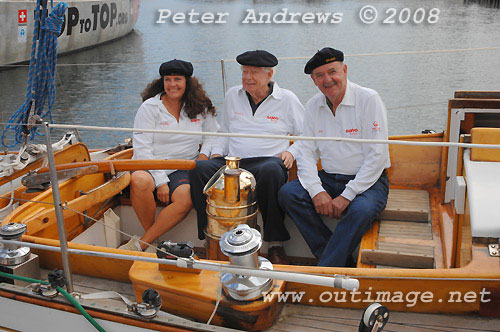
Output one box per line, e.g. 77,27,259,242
1,0,500,148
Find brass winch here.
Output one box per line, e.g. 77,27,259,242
203,157,257,259
219,224,273,301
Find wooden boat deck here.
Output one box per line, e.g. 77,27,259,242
43,270,500,332
268,304,500,332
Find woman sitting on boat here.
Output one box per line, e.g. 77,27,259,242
119,59,218,252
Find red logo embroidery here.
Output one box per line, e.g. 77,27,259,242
373,121,378,127
235,111,244,116
191,118,200,123
372,121,381,132
318,130,323,134
159,121,170,126
345,128,358,134
267,115,279,123
18,10,27,24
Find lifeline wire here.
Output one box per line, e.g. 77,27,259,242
47,123,500,149
2,45,500,67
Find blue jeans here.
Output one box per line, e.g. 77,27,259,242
278,170,389,267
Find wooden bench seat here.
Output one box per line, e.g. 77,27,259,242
358,188,437,269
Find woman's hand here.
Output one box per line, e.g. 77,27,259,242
156,184,170,204
197,153,209,160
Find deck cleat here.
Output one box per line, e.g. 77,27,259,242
129,288,162,318
156,241,195,259
219,224,274,301
32,283,59,298
0,223,30,266
359,302,389,332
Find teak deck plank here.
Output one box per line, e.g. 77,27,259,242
379,189,430,222
360,249,435,268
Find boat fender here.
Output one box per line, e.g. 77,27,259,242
358,302,389,332
156,241,195,259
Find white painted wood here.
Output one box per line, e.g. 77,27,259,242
464,149,500,237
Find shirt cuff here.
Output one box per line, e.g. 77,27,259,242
306,183,326,200
341,186,357,201
199,147,211,157
287,145,298,160
211,147,224,156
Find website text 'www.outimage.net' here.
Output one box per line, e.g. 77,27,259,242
262,288,492,308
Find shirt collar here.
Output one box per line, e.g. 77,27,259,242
340,80,355,107
320,79,355,110
238,82,283,100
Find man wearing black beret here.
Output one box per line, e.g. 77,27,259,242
278,47,391,267
190,50,304,264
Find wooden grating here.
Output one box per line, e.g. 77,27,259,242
360,220,435,269
379,220,433,240
379,189,430,222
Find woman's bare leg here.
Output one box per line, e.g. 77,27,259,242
140,184,192,250
130,171,157,231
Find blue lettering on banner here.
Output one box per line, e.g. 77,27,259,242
62,2,128,36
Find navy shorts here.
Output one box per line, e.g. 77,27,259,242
165,170,190,198
142,169,189,200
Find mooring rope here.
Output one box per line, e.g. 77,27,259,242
0,1,67,148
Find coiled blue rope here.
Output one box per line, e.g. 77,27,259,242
1,0,67,148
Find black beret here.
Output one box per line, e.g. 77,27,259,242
236,50,278,67
159,59,193,77
304,48,344,74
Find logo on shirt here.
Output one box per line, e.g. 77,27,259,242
191,118,200,123
159,121,170,126
267,115,279,123
235,111,245,116
372,121,381,132
345,128,359,135
318,129,324,134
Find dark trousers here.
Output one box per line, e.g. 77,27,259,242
189,157,289,242
278,170,389,267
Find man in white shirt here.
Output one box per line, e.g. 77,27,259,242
278,47,390,267
189,50,304,264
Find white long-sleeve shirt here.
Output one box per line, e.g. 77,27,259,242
211,83,304,158
297,80,391,201
133,93,219,187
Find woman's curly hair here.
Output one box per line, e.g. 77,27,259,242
141,76,216,119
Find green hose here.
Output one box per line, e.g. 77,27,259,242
0,270,107,332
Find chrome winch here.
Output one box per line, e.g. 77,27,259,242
0,223,30,266
219,224,273,301
0,222,40,286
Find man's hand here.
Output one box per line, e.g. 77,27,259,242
332,195,350,219
279,151,294,169
312,191,334,218
156,184,170,204
197,153,208,161
210,154,222,159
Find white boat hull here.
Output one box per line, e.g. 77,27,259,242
0,0,140,65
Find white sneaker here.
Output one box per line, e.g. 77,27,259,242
118,235,142,251
144,239,159,253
